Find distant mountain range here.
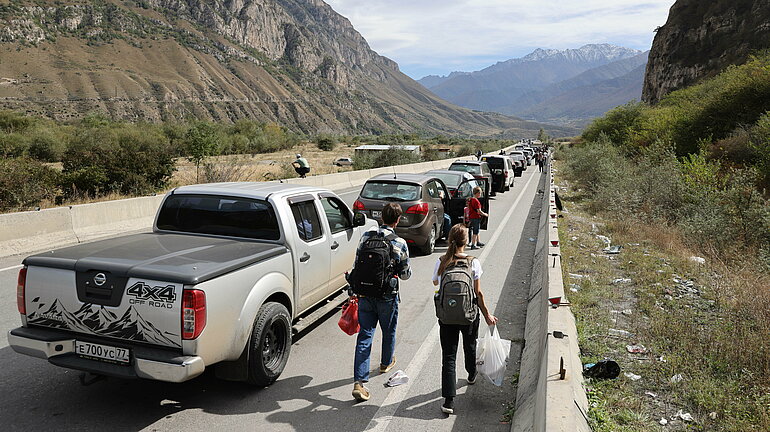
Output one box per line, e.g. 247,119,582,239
418,44,649,128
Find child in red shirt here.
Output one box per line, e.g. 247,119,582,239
467,186,488,249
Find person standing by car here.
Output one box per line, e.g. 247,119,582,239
292,153,311,178
432,224,497,414
467,186,488,249
536,152,544,172
349,203,412,402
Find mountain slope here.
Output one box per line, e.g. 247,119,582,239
419,44,641,113
0,0,574,136
643,0,770,103
517,63,647,127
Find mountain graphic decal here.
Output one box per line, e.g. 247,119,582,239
101,306,180,347
28,300,180,349
75,304,119,332
28,299,94,334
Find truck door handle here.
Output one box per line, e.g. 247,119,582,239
300,252,310,262
331,242,339,250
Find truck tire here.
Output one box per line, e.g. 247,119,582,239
421,224,436,255
246,302,292,387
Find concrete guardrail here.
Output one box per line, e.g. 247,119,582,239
511,162,590,431
0,150,512,259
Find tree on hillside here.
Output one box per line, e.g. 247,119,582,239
184,122,220,182
537,128,549,142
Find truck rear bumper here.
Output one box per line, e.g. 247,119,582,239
8,327,205,383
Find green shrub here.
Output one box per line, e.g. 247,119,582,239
352,147,422,170
61,124,175,196
0,157,59,211
0,132,29,157
315,134,336,151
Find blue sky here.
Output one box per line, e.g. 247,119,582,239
325,0,677,79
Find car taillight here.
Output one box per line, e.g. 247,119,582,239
406,203,429,215
353,200,365,211
17,267,27,315
504,171,509,177
182,289,206,340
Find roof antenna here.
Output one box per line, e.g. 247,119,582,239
393,165,397,179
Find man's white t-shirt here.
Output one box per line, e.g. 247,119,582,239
432,254,483,284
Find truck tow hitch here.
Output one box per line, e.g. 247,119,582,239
79,372,106,386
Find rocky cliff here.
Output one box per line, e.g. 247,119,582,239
643,0,770,103
0,0,571,136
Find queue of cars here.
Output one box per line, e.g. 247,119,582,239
9,144,540,387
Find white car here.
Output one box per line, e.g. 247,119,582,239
333,157,353,166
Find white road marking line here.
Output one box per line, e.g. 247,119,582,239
0,264,22,273
365,171,539,432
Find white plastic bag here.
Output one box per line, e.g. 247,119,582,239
475,325,511,386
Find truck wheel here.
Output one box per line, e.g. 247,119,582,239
421,224,436,255
246,302,291,387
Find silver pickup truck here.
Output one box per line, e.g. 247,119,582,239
10,183,375,386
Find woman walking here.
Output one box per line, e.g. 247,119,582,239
432,224,497,414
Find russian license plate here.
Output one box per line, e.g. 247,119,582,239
75,341,130,364
371,210,381,219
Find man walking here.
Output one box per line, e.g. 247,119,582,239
349,203,411,402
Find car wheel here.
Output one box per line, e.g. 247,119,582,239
421,224,436,255
246,302,292,386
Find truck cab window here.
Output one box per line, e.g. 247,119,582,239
321,197,353,234
291,201,323,242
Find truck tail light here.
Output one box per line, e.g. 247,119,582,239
182,289,206,340
17,267,27,315
353,200,365,211
406,203,429,215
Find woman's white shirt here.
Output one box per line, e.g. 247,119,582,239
432,254,483,284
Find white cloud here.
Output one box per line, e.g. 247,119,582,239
325,0,676,78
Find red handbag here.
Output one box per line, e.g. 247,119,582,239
338,296,360,335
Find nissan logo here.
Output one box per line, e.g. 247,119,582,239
93,273,107,287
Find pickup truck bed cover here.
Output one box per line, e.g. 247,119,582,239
23,233,287,285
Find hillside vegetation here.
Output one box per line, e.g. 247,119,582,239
0,111,515,212
560,52,770,431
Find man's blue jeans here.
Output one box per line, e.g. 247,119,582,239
354,295,399,382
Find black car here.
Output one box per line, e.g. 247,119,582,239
480,155,513,193
448,160,495,197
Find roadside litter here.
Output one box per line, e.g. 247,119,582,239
670,373,684,384
608,328,634,338
659,418,668,425
645,391,657,398
569,273,590,279
385,370,409,387
596,235,611,246
626,344,647,354
689,256,706,265
624,372,641,381
583,359,620,379
612,277,632,284
569,283,580,292
603,245,622,254
674,410,694,422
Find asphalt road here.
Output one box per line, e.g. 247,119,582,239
0,167,545,431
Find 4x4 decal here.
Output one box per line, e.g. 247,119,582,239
126,282,176,307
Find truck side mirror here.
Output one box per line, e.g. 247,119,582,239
353,212,366,227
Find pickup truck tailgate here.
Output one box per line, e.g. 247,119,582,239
22,233,286,349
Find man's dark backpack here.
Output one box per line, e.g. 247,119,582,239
435,257,478,325
349,232,397,298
